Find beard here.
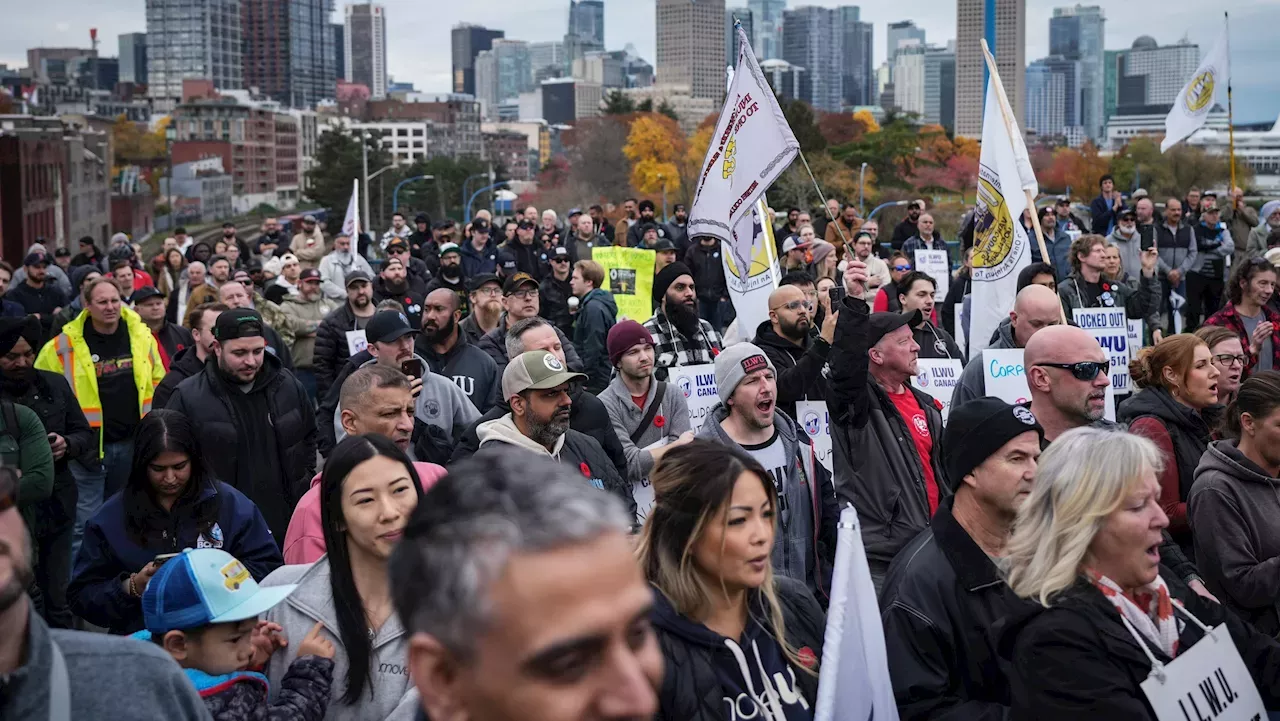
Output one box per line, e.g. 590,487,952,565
0,535,34,614
665,295,701,339
780,316,811,341
524,405,570,448
441,264,461,281
0,367,36,396
425,315,456,345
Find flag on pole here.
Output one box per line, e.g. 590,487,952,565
342,179,360,238
1162,22,1229,152
687,25,799,244
969,73,1034,355
813,506,899,721
723,199,781,333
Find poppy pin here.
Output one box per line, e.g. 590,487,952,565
579,462,591,478
797,646,818,669
654,415,665,428
1102,283,1112,292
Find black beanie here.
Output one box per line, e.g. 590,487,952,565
653,261,693,309
943,397,1044,490
0,315,42,357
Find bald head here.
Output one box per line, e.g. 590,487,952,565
1024,325,1105,368
1025,324,1110,425
1010,285,1062,347
768,285,804,310
769,284,812,341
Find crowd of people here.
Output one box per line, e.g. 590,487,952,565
6,183,1280,721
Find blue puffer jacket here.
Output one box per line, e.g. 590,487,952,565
68,478,283,635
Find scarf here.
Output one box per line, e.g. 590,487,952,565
1086,568,1180,658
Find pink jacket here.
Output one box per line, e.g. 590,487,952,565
282,461,445,565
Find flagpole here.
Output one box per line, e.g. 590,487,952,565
797,151,850,250
1225,12,1237,193
980,40,1052,276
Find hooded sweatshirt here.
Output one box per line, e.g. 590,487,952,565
1188,439,1280,636
260,559,419,721
318,250,374,302
951,318,1017,408
651,588,818,721
329,353,480,445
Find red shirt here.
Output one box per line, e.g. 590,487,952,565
887,386,940,515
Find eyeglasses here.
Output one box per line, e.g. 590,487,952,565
773,300,813,313
1213,353,1248,368
1034,360,1110,381
474,287,502,297
0,466,14,513
893,264,912,272
506,289,538,300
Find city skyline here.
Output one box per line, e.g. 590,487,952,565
2,0,1277,122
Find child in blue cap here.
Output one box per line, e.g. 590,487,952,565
136,548,336,720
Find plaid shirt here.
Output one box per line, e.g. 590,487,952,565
644,311,723,369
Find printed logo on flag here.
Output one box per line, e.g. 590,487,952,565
1185,70,1215,113
677,374,693,398
973,169,1017,277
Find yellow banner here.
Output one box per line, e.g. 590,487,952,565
591,246,655,322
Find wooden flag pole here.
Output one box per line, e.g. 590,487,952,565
1225,12,1237,193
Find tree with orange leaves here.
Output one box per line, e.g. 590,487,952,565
623,113,685,198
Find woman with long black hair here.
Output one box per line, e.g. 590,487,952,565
67,409,281,634
260,434,423,721
638,439,827,720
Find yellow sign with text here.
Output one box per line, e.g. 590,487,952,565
592,247,655,322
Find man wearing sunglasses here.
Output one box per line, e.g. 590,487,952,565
1024,325,1114,445
538,247,575,338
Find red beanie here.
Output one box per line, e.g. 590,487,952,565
607,320,654,367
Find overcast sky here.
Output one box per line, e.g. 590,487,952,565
3,0,1276,122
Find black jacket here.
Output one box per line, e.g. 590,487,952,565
653,577,825,721
165,354,317,543
995,571,1280,720
423,276,470,318
313,303,363,400
415,330,501,413
683,241,727,302
828,295,950,576
940,272,970,340
539,275,575,338
154,346,205,410
154,322,194,364
496,239,545,279
450,387,629,481
891,218,918,250
475,314,583,377
372,279,426,330
752,320,831,422
2,370,94,479
881,497,1035,720
913,321,965,363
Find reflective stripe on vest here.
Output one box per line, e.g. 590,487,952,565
55,336,74,386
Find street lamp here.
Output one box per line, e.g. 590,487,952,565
164,123,176,226
858,163,868,216
393,175,433,214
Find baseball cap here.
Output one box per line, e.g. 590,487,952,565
438,242,462,258
868,309,922,346
567,208,582,217
1055,195,1071,204
502,350,587,399
1118,208,1138,222
651,237,675,252
472,219,491,234
1202,201,1220,213
132,286,164,304
503,272,540,295
550,246,570,260
54,247,70,258
22,252,47,267
344,269,372,287
303,214,317,223
468,273,501,292
517,219,536,230
299,268,322,283
142,548,298,636
386,238,410,253
365,310,418,344
213,308,266,342
233,270,252,284
782,236,810,253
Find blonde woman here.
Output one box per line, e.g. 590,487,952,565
638,440,825,720
998,427,1280,719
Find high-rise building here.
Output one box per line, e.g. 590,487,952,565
656,0,726,103
746,0,786,61
243,0,336,108
1026,58,1067,137
839,7,874,108
530,41,566,81
119,33,148,85
333,24,345,80
955,0,1025,137
1112,36,1199,116
760,59,806,103
892,41,927,115
781,7,842,112
146,0,242,103
924,44,956,130
476,39,534,119
726,7,754,68
1049,5,1104,141
346,4,388,99
886,21,926,60
568,0,605,47
452,24,505,97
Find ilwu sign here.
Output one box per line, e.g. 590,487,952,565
671,364,719,431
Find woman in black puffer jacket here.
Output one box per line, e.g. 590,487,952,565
637,441,826,720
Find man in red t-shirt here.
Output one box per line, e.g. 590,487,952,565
827,259,950,590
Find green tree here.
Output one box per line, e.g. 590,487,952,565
636,98,654,113
603,90,635,115
388,156,503,223
657,100,679,122
780,100,827,155
828,115,922,190
304,128,392,222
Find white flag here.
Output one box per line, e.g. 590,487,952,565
342,179,360,238
813,506,899,721
1162,23,1229,152
970,75,1033,355
687,26,799,243
723,199,780,333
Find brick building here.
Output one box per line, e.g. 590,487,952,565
0,119,67,263
171,87,282,213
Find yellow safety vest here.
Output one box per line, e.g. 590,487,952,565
35,306,166,455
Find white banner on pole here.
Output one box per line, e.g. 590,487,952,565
670,364,719,431
724,200,781,334
911,359,964,421
796,401,832,473
687,25,799,244
342,178,360,238
813,506,900,721
914,249,950,303
1162,21,1229,152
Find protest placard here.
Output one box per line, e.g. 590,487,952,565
796,401,832,473
914,249,950,303
592,246,655,321
669,363,719,431
911,359,964,421
1073,308,1132,394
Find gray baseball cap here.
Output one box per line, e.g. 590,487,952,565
502,351,587,400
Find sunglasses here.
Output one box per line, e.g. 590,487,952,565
893,264,912,272
1035,360,1110,381
0,466,16,513
551,256,569,263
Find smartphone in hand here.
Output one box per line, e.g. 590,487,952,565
153,553,180,567
829,284,847,307
400,358,425,380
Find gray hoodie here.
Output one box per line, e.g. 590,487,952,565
260,558,419,721
951,317,1018,408
1188,440,1280,636
596,374,691,483
333,353,481,444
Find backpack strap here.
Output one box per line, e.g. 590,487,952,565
630,381,667,446
0,400,21,467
